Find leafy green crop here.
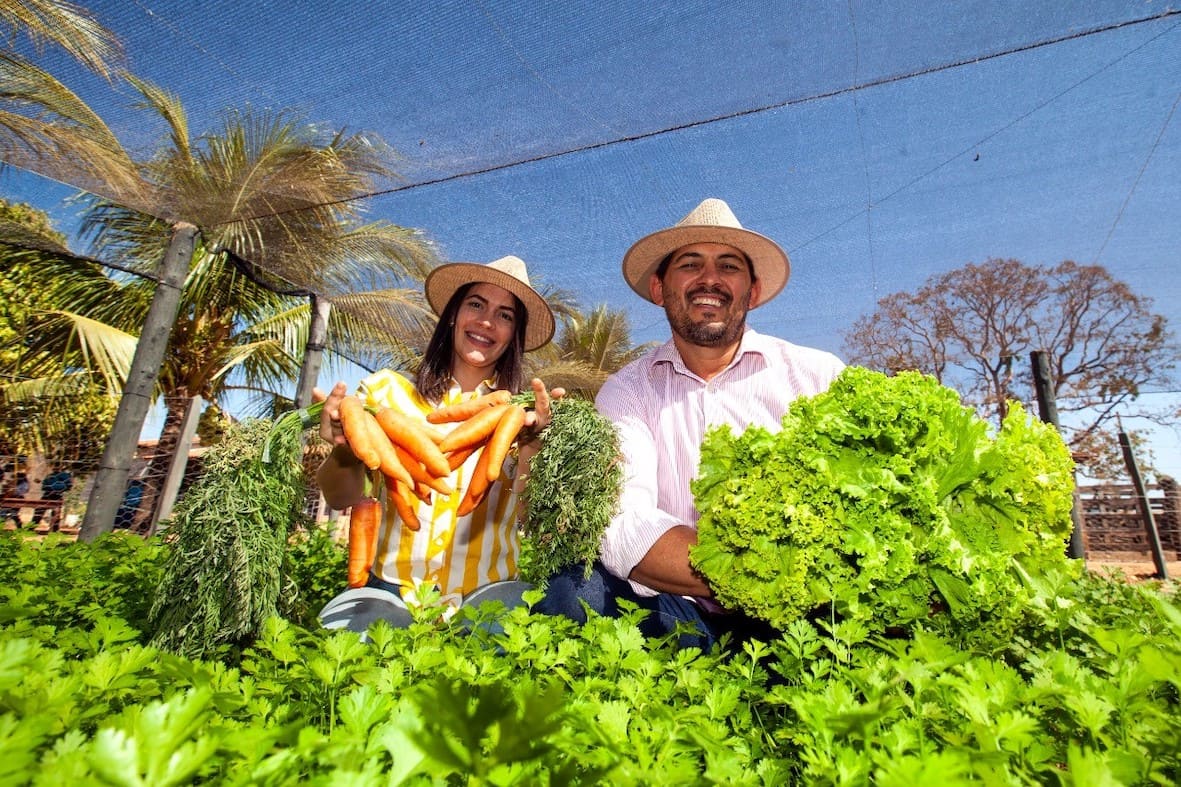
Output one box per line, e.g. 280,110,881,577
519,396,622,583
1,525,1178,783
147,417,310,659
690,366,1078,642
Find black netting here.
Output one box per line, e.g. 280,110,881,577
2,1,1179,499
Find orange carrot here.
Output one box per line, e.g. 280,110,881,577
389,479,420,532
426,390,512,424
446,444,478,471
483,404,527,484
457,444,493,516
375,408,451,478
393,443,454,497
370,414,415,488
340,396,381,470
438,403,512,454
414,480,433,503
346,496,381,587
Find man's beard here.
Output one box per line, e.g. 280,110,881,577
666,288,749,347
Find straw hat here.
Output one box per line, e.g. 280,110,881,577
424,255,555,351
621,198,791,308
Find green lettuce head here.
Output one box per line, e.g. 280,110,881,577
689,366,1077,640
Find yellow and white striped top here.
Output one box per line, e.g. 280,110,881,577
356,369,522,608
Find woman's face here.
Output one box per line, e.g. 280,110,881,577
451,282,518,378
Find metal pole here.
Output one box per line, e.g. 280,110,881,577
79,223,197,541
1118,427,1169,580
1030,350,1086,560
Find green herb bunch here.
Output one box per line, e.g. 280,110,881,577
690,366,1077,642
518,396,622,583
147,416,309,658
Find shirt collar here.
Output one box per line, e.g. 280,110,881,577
442,376,501,405
649,327,769,377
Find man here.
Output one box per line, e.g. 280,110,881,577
536,198,845,649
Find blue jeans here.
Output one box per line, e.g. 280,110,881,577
533,561,777,651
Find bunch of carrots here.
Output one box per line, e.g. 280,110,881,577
341,390,528,587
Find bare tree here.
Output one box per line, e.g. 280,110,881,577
844,258,1176,477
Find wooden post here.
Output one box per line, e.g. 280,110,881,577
1118,427,1169,580
1160,476,1180,554
147,395,203,536
80,223,197,541
1030,350,1086,560
294,294,331,409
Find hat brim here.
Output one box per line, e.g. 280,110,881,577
425,262,555,351
621,225,790,308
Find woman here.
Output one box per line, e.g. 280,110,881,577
316,255,561,635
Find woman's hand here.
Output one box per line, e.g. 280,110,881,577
313,381,366,509
314,382,350,447
521,378,565,442
513,378,564,513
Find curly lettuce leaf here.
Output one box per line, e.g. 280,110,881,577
690,367,1078,640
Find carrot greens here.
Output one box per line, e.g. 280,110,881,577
516,395,622,583
147,417,310,658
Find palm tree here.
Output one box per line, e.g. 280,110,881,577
70,83,437,535
529,303,656,399
1,198,128,515
3,32,437,536
1,0,124,79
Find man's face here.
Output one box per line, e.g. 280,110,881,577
649,242,760,348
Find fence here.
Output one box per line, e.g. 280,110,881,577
1076,478,1180,558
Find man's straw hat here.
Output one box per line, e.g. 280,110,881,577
424,255,555,351
621,198,791,308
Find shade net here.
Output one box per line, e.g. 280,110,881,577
2,0,1179,377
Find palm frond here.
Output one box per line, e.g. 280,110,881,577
0,55,145,206
315,221,439,294
213,338,301,390
125,74,191,163
0,0,125,78
0,369,95,402
325,289,435,371
42,309,136,394
524,357,610,399
0,216,69,253
558,304,656,372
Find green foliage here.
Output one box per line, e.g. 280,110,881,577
518,395,622,583
0,530,1178,783
281,522,348,629
690,366,1078,644
0,198,121,463
0,531,163,638
146,417,309,659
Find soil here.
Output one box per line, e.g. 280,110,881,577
1087,556,1180,585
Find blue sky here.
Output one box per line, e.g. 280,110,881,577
3,0,1179,475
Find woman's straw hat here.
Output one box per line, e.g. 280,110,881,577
424,255,555,351
621,198,790,308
